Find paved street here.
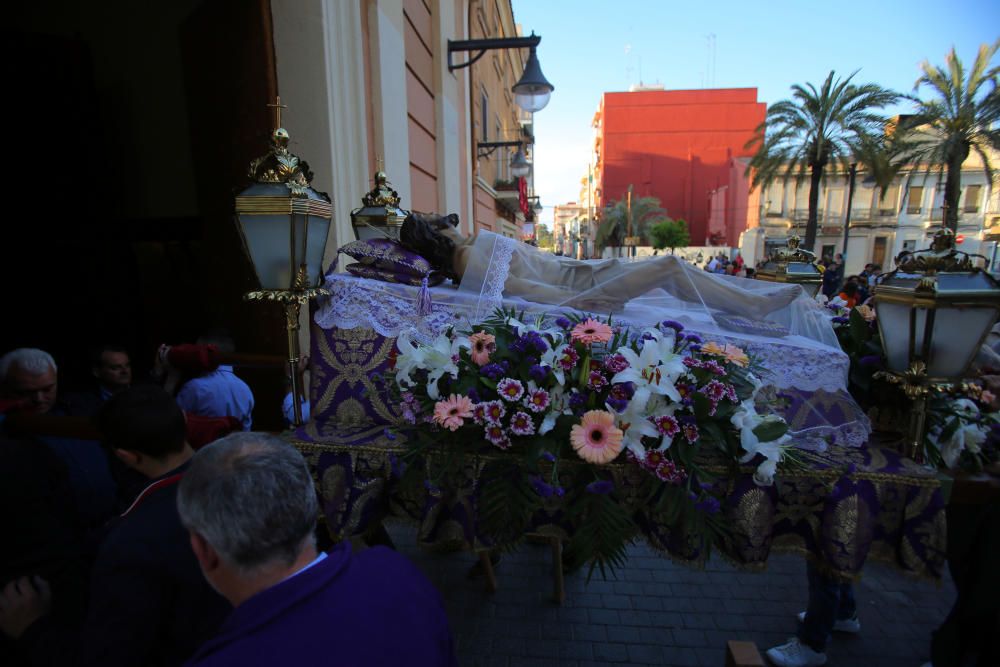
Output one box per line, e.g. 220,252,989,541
388,523,953,667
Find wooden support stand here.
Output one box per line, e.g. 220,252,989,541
478,551,498,593
725,640,764,667
550,537,565,605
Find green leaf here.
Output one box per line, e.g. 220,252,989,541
752,419,789,443
477,461,541,552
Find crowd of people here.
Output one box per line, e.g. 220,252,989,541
819,254,883,308
0,340,456,666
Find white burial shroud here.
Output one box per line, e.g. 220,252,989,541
316,232,870,450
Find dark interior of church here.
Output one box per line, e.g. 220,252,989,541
5,0,287,428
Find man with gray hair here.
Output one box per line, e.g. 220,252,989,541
0,348,59,415
179,433,456,666
1,348,115,529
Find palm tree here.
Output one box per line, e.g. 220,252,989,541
596,185,668,257
747,71,899,251
904,41,1000,232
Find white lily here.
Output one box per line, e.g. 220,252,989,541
540,342,570,386
507,315,565,346
611,396,660,458
941,421,988,468
732,401,789,486
539,385,570,435
610,330,684,409
394,330,469,400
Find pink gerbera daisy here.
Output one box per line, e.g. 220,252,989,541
468,331,496,366
497,378,525,402
432,394,473,431
570,410,624,464
571,319,614,345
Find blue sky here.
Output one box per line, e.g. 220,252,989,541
511,0,999,225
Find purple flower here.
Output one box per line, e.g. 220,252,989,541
510,331,549,355
554,316,572,329
832,316,850,325
524,355,539,367
529,364,551,383
524,388,551,413
695,496,721,514
858,355,883,367
653,414,680,437
683,333,703,344
660,319,685,333
480,363,505,381
468,387,481,403
553,486,566,497
383,428,397,441
586,479,615,494
529,475,555,498
603,353,630,374
540,451,556,462
610,382,636,401
509,411,536,436
568,391,588,412
481,400,506,424
607,397,629,413
689,344,702,353
497,378,525,402
587,370,609,391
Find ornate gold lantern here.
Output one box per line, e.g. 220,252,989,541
755,235,823,298
874,226,1000,460
350,169,408,241
234,99,331,425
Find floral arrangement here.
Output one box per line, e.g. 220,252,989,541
389,309,792,574
925,390,999,471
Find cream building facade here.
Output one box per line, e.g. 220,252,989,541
744,150,1000,275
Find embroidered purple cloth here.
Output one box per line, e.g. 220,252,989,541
292,424,945,581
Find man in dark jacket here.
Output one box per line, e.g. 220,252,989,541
0,386,230,666
179,433,456,667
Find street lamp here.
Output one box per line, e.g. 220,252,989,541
509,148,530,177
873,226,1000,461
234,98,331,425
448,32,555,113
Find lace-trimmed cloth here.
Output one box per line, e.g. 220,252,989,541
313,272,870,450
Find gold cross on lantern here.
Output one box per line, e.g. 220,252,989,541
267,96,288,130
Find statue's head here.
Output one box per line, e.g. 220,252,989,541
400,212,462,280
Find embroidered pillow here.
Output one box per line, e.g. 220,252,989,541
338,239,433,277
345,263,444,287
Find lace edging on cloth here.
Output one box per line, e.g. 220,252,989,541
473,235,516,321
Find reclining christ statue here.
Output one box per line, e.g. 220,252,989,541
398,213,837,349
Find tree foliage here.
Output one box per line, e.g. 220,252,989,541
902,41,1000,231
596,185,669,256
746,71,899,251
649,218,691,254
535,223,554,250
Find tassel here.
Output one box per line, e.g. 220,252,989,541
417,276,433,316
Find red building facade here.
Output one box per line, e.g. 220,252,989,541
593,88,765,246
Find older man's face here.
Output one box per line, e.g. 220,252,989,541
4,366,58,414
94,351,131,392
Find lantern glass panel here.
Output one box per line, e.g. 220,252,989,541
241,213,292,289
878,301,997,377
298,214,331,286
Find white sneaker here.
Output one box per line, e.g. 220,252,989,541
797,611,861,633
766,638,828,667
